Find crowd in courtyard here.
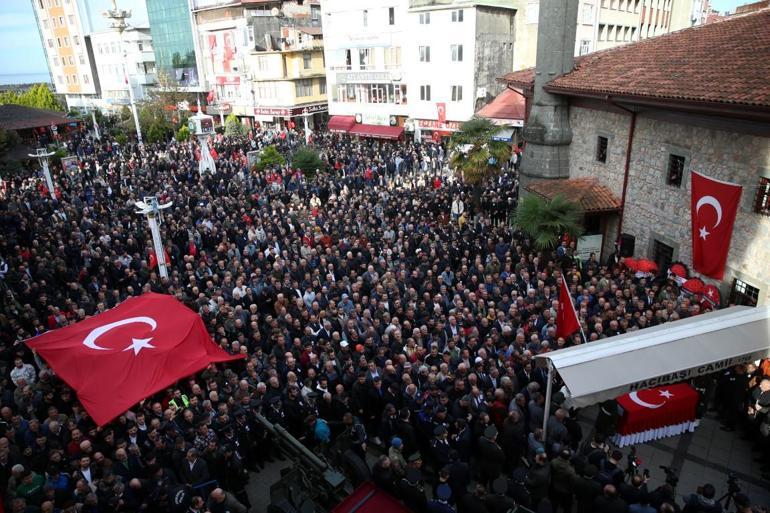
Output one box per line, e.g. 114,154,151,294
0,122,767,513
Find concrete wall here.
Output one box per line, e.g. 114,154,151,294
568,104,770,304
473,7,515,110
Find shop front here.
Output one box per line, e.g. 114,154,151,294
253,103,328,131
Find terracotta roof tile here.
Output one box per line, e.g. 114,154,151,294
477,88,526,120
525,177,621,213
500,9,770,108
0,104,74,131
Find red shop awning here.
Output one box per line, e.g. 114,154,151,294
349,123,404,140
327,115,356,133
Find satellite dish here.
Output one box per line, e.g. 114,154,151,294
271,7,283,17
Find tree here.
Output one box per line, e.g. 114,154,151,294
176,125,191,142
224,113,245,137
146,121,167,144
257,145,285,171
291,146,324,180
0,83,63,111
513,194,584,251
0,129,21,157
448,117,511,206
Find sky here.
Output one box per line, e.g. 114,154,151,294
0,0,148,81
0,0,748,80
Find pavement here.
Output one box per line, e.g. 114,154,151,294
242,410,770,512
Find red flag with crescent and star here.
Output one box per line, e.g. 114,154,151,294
556,276,580,339
691,171,742,280
25,293,243,426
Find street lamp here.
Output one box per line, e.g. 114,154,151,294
135,197,173,279
104,0,142,145
28,148,57,201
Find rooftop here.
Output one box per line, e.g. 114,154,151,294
525,177,621,213
500,9,770,111
0,104,75,131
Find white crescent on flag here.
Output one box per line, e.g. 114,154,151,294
628,390,669,409
82,316,157,355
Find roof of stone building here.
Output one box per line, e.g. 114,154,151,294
499,9,770,109
525,178,621,213
0,104,74,131
476,88,527,120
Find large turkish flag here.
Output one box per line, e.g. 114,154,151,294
691,171,742,280
556,277,580,339
26,293,243,426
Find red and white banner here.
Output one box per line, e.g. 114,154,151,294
436,102,446,124
691,171,742,280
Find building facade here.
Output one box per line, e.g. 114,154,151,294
510,0,709,70
90,27,156,110
146,0,203,89
246,0,327,128
504,10,770,304
322,0,411,135
31,0,100,109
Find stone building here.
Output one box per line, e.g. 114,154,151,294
502,9,770,305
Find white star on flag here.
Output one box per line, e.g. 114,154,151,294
659,390,674,399
699,226,710,240
123,337,156,355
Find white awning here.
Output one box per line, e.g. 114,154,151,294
535,306,770,408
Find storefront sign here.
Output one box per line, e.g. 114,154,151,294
361,112,390,126
576,234,603,260
336,71,394,84
253,103,328,118
416,119,461,131
215,75,241,85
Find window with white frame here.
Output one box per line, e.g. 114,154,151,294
582,3,594,23
419,46,431,63
384,46,401,68
420,85,431,101
257,56,269,72
451,85,462,101
527,1,539,23
419,12,430,24
452,9,464,22
295,79,313,97
362,10,368,27
358,48,373,69
579,39,591,55
451,44,463,62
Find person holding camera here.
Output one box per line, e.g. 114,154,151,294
682,483,723,513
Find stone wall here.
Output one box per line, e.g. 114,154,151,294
568,105,770,304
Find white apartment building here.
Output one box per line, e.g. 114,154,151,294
322,0,411,138
31,0,100,109
406,1,515,140
322,0,515,140
90,27,156,110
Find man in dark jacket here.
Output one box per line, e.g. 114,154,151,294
550,449,576,512
397,468,428,513
525,452,551,508
477,426,505,486
594,484,629,513
485,477,515,513
573,464,603,513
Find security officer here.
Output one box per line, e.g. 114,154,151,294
427,484,456,513
397,467,428,513
485,477,515,513
477,425,505,486
431,425,452,469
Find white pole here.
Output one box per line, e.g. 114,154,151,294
304,114,311,145
542,361,554,444
41,157,56,201
147,211,168,279
92,110,101,140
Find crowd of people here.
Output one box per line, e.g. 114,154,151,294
0,121,767,513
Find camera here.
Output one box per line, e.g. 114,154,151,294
659,465,679,488
726,472,741,494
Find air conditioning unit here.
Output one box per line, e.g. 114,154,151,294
389,115,397,126
355,113,362,124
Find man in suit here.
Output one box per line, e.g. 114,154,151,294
179,448,210,487
477,425,505,486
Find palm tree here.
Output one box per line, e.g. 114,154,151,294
448,117,512,206
513,194,584,250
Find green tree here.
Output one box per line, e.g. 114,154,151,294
0,83,63,111
176,125,191,142
257,145,285,171
146,122,167,144
513,194,584,250
224,113,245,137
0,129,21,157
119,105,132,121
291,146,324,181
448,117,511,206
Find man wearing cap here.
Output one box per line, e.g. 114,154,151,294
389,437,407,476
427,483,456,513
477,425,505,486
485,476,515,513
397,467,428,513
430,425,451,469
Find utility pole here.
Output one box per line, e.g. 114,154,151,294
135,197,173,279
104,0,142,144
29,148,57,201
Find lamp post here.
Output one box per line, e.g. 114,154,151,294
28,148,57,201
104,0,142,145
135,197,173,279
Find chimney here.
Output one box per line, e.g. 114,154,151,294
520,0,579,189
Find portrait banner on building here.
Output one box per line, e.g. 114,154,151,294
690,171,742,280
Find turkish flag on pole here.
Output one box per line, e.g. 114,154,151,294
691,171,742,280
556,277,580,339
26,293,243,426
